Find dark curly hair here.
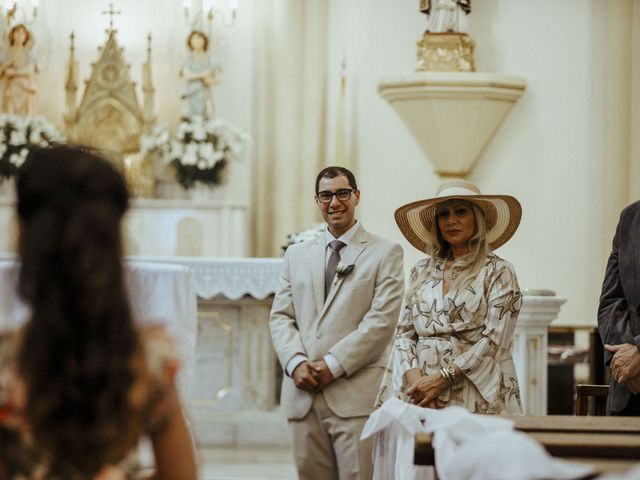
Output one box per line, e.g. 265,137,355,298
15,145,140,477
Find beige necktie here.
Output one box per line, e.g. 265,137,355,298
325,240,346,299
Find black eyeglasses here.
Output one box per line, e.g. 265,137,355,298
316,188,355,203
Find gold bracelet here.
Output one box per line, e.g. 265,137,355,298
440,367,454,387
445,366,457,385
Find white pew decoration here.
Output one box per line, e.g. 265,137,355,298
362,398,593,480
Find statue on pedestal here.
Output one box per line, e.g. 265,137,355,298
417,0,475,72
180,30,220,119
0,23,38,115
420,0,471,33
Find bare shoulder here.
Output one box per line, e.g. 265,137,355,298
0,329,17,347
136,324,180,382
137,324,178,353
0,328,22,362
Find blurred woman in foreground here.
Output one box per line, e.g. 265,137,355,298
0,146,197,479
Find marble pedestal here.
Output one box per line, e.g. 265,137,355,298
189,295,285,446
513,294,566,415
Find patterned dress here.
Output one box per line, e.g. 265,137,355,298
392,253,523,414
0,326,179,480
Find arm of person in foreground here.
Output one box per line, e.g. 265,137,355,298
150,384,198,480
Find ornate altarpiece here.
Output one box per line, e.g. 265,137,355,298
64,28,156,195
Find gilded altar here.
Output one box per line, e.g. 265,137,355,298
64,28,157,196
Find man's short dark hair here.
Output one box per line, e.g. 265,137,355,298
315,166,358,194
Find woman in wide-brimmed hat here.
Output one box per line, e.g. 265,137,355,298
387,179,523,414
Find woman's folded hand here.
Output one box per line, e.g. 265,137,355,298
406,371,448,408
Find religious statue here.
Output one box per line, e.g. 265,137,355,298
0,23,38,115
180,30,220,119
417,0,475,72
420,0,471,33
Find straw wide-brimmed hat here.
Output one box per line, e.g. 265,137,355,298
395,179,522,252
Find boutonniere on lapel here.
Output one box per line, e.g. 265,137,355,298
334,262,355,284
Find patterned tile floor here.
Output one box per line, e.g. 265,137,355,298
198,447,297,480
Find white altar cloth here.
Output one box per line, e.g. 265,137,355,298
0,256,197,395
127,256,282,300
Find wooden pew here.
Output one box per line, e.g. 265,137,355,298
415,415,640,471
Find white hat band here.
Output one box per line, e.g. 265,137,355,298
437,186,480,198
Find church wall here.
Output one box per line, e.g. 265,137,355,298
324,0,635,327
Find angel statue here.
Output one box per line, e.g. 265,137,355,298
420,0,471,33
180,30,221,119
0,23,38,115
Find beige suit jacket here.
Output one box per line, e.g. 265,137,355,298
270,225,404,419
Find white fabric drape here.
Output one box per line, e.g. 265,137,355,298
362,398,594,480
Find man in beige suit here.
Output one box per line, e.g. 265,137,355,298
270,166,404,479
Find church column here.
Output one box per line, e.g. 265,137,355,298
629,0,640,203
250,0,328,257
600,0,633,263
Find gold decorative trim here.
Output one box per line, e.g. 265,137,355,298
190,310,235,407
417,32,475,72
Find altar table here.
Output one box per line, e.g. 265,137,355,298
0,256,198,396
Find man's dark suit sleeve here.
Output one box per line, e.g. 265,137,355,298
598,211,640,366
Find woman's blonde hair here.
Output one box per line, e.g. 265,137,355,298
406,199,490,303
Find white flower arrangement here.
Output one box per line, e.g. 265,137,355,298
140,124,171,157
0,114,65,181
282,223,325,254
141,116,250,189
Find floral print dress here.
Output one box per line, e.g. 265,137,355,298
393,253,523,415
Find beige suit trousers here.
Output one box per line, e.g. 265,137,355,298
289,393,373,480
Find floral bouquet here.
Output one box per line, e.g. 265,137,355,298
142,117,249,190
140,124,171,160
282,223,325,254
0,114,65,181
